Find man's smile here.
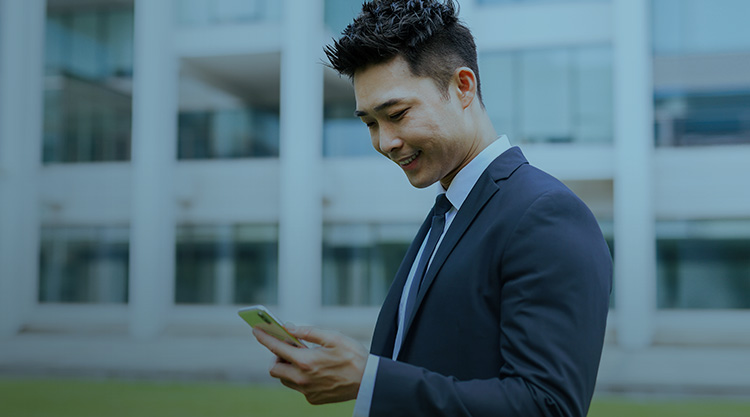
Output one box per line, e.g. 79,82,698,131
397,150,421,167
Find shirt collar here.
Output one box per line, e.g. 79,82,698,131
440,135,512,210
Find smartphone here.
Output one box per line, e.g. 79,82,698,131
238,305,306,348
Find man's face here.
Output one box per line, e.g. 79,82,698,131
353,56,474,189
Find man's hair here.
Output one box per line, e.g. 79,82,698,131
325,0,482,103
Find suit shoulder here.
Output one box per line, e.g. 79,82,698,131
502,162,578,202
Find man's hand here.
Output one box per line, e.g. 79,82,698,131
252,324,368,405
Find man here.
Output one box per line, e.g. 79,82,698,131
252,1,612,416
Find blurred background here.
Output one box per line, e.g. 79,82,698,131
1,0,749,406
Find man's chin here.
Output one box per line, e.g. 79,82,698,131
404,173,437,189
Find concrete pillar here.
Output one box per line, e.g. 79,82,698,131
214,225,234,305
129,0,177,339
613,0,656,349
0,0,45,338
278,0,324,323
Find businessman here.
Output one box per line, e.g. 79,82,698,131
252,1,612,416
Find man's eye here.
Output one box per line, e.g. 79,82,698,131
390,109,407,120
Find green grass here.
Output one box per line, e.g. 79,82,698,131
1,378,749,417
588,397,750,417
0,378,354,417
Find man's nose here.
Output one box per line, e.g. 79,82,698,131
378,127,403,154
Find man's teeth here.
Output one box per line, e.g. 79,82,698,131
399,152,419,166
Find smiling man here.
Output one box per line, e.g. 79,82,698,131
252,1,612,416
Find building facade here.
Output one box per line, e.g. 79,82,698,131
1,0,750,390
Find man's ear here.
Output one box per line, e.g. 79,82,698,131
454,67,477,109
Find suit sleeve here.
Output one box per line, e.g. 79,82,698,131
369,190,612,417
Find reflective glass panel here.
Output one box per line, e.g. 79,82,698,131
653,0,750,55
477,0,606,4
479,46,613,144
39,226,130,303
323,102,372,157
654,91,750,146
178,108,280,159
44,5,133,163
175,224,278,305
323,223,419,306
657,220,750,309
176,0,282,27
652,0,750,146
178,55,280,159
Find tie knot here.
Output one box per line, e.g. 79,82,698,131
433,193,452,217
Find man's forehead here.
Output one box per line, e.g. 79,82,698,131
353,60,433,113
353,62,409,101
353,82,408,114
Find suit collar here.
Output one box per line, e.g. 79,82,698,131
443,136,511,211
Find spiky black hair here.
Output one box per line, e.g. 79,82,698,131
325,0,482,102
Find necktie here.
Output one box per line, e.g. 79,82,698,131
404,193,453,321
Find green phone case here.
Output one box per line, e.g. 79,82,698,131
238,306,305,348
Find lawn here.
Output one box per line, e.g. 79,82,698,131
0,379,353,417
1,378,749,417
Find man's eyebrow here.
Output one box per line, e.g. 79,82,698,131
354,98,404,117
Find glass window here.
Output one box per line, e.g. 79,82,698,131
178,107,280,159
323,67,373,157
479,46,613,144
323,223,419,306
657,220,750,309
573,48,614,144
653,0,750,55
178,55,280,159
175,224,278,305
323,102,372,157
652,0,750,147
477,0,606,4
44,5,133,163
39,226,130,303
520,49,573,143
176,0,282,27
654,91,750,146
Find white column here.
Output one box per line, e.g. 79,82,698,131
0,0,45,338
278,0,324,323
214,225,234,305
613,0,656,349
129,0,177,339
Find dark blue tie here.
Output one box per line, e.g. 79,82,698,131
404,193,453,320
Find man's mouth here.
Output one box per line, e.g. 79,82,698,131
398,151,421,166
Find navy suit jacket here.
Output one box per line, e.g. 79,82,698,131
368,147,612,417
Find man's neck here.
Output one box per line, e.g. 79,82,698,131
439,112,497,190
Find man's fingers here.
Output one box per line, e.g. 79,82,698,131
286,325,338,346
253,328,302,364
270,361,311,396
270,360,302,382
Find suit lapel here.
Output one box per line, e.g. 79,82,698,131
370,212,433,357
400,147,529,347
